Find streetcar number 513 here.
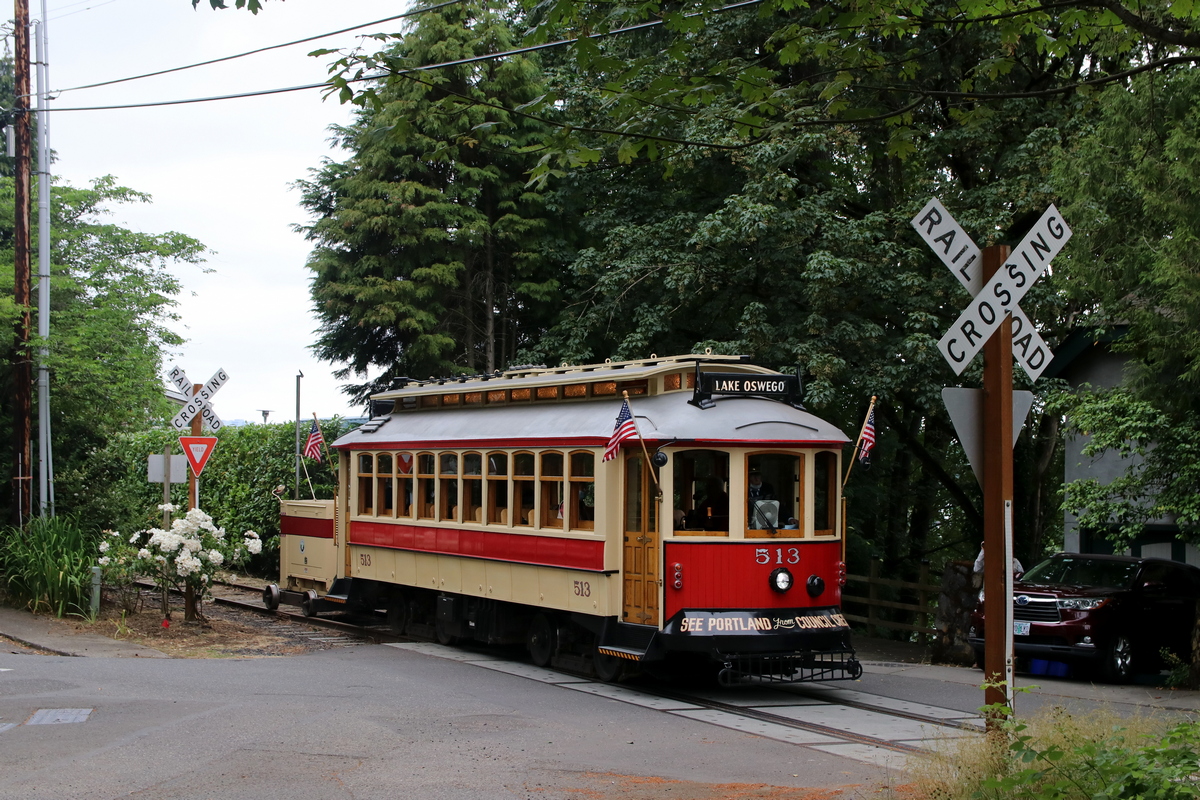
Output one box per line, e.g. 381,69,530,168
755,548,799,565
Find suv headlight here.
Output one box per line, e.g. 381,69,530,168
1058,597,1109,611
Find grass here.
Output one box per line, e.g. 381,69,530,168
0,515,96,618
906,705,1198,800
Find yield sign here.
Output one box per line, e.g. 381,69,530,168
179,436,218,477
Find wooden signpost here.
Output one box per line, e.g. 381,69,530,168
912,200,1072,718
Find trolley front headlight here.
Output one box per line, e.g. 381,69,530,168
769,567,794,593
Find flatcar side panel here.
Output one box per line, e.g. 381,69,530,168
348,520,605,571
485,561,512,601
662,541,843,619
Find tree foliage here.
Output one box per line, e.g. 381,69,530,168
1054,68,1200,547
297,0,561,401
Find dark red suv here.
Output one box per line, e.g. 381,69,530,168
968,553,1200,683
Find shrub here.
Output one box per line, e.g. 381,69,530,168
0,515,96,617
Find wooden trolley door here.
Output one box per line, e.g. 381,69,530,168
622,453,660,626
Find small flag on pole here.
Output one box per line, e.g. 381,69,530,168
304,418,326,461
858,408,876,464
603,399,638,462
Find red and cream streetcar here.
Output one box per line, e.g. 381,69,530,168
270,353,861,684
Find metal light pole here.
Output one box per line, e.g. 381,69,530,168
294,370,303,500
35,0,53,516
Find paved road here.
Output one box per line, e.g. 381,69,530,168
0,644,892,800
3,605,1197,800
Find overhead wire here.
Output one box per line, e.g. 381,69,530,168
36,0,767,112
49,0,466,95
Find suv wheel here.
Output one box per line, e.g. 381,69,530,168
1101,634,1134,683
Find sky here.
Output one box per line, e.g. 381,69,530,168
44,0,412,424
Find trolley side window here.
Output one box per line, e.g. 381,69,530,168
463,452,483,524
439,453,460,522
672,449,729,536
377,453,395,517
540,452,564,528
568,451,596,531
396,452,414,517
745,452,803,538
513,451,536,527
813,451,837,536
486,452,509,525
416,452,436,520
357,453,375,516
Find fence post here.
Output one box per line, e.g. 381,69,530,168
868,559,879,637
90,565,101,618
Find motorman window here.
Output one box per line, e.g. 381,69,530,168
813,451,837,536
745,452,803,538
672,449,729,536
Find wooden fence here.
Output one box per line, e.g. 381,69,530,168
841,560,939,643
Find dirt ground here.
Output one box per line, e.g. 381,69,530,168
4,586,342,659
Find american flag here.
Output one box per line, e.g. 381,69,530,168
858,408,876,464
602,400,638,462
304,418,326,461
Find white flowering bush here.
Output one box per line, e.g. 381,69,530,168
98,504,263,621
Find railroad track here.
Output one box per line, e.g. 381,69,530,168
209,581,978,758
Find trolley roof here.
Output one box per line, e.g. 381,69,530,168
335,353,849,450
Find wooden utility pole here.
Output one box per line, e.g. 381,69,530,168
11,0,32,525
981,244,1014,715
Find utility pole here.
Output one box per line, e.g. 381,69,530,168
11,0,32,526
35,0,53,516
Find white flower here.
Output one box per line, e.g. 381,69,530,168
201,574,209,584
98,541,110,553
98,556,110,566
137,548,151,560
157,502,178,512
245,538,262,555
207,550,224,566
129,533,139,544
107,529,121,538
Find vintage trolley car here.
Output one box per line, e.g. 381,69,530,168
270,354,861,684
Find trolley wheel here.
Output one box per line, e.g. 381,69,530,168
386,597,409,636
301,590,319,618
435,614,461,646
527,613,557,668
262,584,281,611
593,649,626,683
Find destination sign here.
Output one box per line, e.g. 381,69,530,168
700,373,800,397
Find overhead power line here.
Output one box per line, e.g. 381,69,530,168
37,0,767,112
48,0,466,96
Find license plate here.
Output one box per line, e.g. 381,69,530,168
1014,621,1031,636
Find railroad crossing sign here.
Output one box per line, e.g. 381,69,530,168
912,198,1071,381
167,365,228,432
179,436,218,477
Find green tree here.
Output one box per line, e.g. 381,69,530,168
1054,68,1200,547
297,0,559,401
0,176,206,524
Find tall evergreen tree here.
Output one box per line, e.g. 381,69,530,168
298,0,559,401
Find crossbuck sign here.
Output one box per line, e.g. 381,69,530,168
167,365,228,432
911,198,1071,381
